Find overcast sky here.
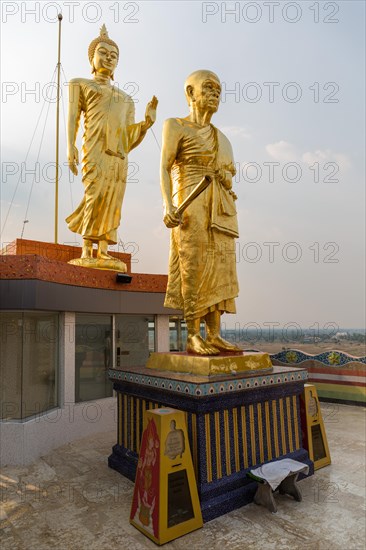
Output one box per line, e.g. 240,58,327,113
1,1,365,329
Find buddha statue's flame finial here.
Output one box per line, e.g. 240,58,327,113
100,23,108,38
88,24,119,65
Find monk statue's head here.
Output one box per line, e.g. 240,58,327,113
184,70,221,113
88,24,119,79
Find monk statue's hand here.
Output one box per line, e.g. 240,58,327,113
68,145,79,176
217,168,232,190
163,205,180,228
144,95,158,128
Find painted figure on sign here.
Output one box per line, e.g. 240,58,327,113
164,420,185,459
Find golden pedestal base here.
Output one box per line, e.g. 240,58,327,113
147,351,272,376
68,257,127,272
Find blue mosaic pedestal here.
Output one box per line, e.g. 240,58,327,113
108,362,313,522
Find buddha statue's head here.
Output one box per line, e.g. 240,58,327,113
88,24,119,79
184,70,221,113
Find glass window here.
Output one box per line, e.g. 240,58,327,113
169,316,204,351
148,320,155,353
0,312,59,421
115,315,155,368
75,314,113,402
169,317,186,351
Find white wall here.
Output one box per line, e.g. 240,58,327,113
0,398,117,466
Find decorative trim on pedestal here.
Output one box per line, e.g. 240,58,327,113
108,368,308,397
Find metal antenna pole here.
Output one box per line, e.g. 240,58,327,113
54,13,63,243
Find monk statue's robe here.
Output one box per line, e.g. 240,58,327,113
164,119,239,321
66,78,145,244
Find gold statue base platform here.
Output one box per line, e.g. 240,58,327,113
68,257,127,272
147,351,272,376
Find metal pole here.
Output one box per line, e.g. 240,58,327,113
55,13,62,243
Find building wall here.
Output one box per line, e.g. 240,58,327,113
0,397,117,466
0,312,171,466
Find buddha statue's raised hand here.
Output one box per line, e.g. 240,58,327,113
144,95,158,129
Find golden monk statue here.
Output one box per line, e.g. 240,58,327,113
161,70,241,355
66,25,158,271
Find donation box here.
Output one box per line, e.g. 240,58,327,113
130,407,203,545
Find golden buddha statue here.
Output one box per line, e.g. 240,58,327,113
160,70,241,355
66,25,158,271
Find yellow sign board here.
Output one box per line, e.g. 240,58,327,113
130,408,203,545
300,384,331,470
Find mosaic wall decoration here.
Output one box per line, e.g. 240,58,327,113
267,349,366,406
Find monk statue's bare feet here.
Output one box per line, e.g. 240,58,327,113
206,334,242,352
81,239,93,259
97,250,114,260
187,334,219,355
97,240,114,260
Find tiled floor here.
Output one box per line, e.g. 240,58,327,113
1,404,365,550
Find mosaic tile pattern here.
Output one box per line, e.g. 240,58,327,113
108,368,308,397
267,349,366,366
263,349,365,406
